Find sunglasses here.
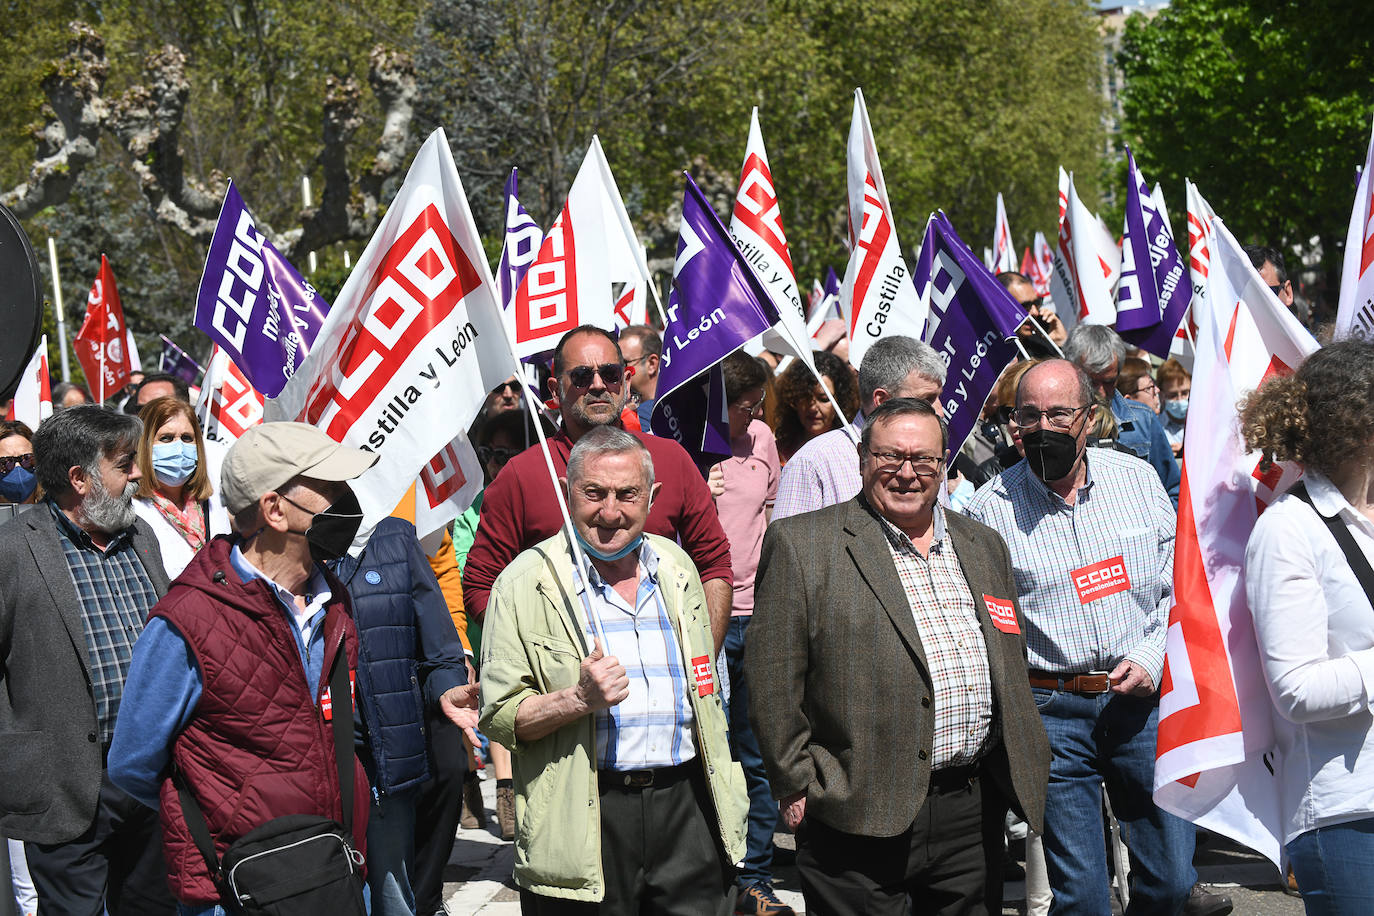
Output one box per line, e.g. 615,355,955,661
0,453,35,475
477,445,520,466
565,363,625,388
1019,296,1044,311
491,380,522,395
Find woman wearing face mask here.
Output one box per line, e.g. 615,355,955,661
133,397,230,577
0,420,40,505
1156,358,1190,458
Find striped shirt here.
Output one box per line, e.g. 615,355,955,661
582,542,696,770
964,448,1174,685
869,502,994,768
50,501,160,748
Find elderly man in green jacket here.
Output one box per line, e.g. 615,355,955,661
480,425,748,914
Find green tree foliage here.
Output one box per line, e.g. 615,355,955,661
1118,0,1374,291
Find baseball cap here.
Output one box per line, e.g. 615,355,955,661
221,422,379,514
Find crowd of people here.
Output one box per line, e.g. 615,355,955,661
0,296,1370,916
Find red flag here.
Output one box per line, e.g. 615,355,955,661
74,255,134,402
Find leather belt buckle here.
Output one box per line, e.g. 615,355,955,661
622,770,655,788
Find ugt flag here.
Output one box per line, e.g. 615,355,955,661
194,181,330,398
1335,112,1374,341
651,174,780,468
1153,213,1320,869
5,335,52,429
841,89,927,367
74,255,136,402
195,345,265,446
267,128,513,539
730,107,808,361
1116,149,1190,358
992,192,1016,273
914,212,1026,456
159,335,204,386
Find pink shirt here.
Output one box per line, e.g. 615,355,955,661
716,419,780,615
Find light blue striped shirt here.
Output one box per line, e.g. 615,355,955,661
964,448,1174,685
581,542,696,770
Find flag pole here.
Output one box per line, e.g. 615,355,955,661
771,305,859,444
47,238,71,382
1024,314,1065,357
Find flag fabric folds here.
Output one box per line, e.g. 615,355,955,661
159,335,204,386
841,89,928,367
1335,112,1374,341
194,181,330,398
5,336,52,428
497,168,543,312
993,192,1016,273
1153,209,1320,869
195,344,265,447
1050,168,1116,329
75,255,135,403
1117,149,1190,357
1033,231,1055,298
650,174,781,468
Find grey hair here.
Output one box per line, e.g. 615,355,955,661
1063,325,1128,374
566,425,655,490
32,406,142,498
859,396,949,454
858,335,946,408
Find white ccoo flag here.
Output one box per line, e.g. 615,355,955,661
5,336,53,429
1050,168,1116,328
1335,113,1374,341
993,192,1016,273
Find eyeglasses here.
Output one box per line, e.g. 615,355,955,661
731,393,766,414
490,380,521,395
863,449,944,477
1135,379,1159,395
0,453,35,474
477,445,520,466
1009,405,1091,430
565,363,625,388
1268,283,1285,297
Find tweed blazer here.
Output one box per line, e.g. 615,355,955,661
0,504,170,843
748,496,1049,838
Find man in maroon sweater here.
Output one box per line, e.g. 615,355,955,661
463,326,734,650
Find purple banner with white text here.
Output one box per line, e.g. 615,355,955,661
1117,149,1190,357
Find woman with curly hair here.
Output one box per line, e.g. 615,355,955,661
768,350,858,464
1240,339,1374,912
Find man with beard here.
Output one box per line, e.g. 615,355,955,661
463,325,733,650
0,406,175,915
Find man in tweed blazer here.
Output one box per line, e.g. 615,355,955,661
749,398,1048,916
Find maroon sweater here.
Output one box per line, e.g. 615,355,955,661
462,428,732,619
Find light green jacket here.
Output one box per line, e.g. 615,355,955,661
479,532,748,901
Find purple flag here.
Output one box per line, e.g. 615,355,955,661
158,335,203,386
193,181,330,397
824,266,840,301
1117,149,1189,357
651,174,781,468
915,212,1025,455
497,168,544,310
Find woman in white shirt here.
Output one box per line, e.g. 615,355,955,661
133,396,230,578
1242,340,1374,914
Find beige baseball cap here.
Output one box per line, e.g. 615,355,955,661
220,422,379,514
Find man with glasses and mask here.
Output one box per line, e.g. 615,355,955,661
965,360,1230,916
463,325,733,651
0,406,175,915
750,398,1049,915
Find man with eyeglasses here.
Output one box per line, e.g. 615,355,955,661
463,325,733,651
619,325,663,430
750,397,1049,915
965,359,1230,916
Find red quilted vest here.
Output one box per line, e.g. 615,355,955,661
151,536,371,904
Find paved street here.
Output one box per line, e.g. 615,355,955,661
442,775,1304,915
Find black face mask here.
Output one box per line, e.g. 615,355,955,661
1021,428,1082,483
282,488,365,564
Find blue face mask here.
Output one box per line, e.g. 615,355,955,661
575,528,643,562
0,465,37,503
151,441,199,487
1164,398,1188,421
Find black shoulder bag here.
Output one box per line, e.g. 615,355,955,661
176,648,368,916
1290,482,1374,605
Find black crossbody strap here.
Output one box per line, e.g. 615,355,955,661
1289,482,1374,607
175,765,222,878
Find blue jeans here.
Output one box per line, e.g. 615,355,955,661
725,615,780,890
1032,687,1194,915
1287,817,1374,914
367,789,417,916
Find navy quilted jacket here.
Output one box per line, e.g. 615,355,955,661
332,517,468,795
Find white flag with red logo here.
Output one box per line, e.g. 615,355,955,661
267,128,513,536
993,192,1016,273
1172,179,1219,372
730,107,810,363
413,428,485,541
1153,213,1320,868
841,89,927,367
508,142,613,360
5,336,53,428
1050,170,1116,328
74,254,135,402
1335,113,1374,341
195,345,265,446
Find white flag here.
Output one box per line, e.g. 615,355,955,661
267,128,513,537
1051,169,1116,328
841,89,927,367
195,345,265,447
1152,182,1175,241
586,137,658,330
413,428,485,541
1175,179,1220,371
1335,113,1374,341
5,336,52,429
993,192,1016,273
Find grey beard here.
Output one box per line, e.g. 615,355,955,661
81,475,138,533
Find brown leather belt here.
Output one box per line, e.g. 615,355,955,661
1029,671,1111,695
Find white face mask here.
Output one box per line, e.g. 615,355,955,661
1164,398,1188,421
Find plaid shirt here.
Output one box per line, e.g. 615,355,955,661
869,502,994,769
582,542,696,770
49,501,160,748
772,417,864,521
964,448,1174,686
